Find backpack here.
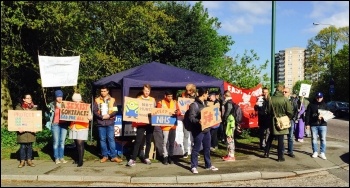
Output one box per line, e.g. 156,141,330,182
183,102,199,131
230,102,243,126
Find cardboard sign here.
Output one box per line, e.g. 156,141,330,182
151,108,177,126
59,101,91,122
114,115,122,137
8,110,42,132
177,97,195,115
38,55,80,87
299,84,312,98
123,97,154,123
200,105,222,130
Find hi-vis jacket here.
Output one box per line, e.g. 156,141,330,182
156,99,181,131
131,95,156,127
93,95,118,126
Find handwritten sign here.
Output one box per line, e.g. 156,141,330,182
38,55,80,87
200,105,222,130
151,108,177,126
59,101,90,122
178,97,195,115
8,110,42,132
123,97,154,123
299,84,312,98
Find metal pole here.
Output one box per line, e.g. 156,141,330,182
271,1,276,95
330,27,333,100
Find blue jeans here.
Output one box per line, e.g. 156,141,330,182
98,125,117,159
311,126,327,153
19,143,33,160
191,131,211,169
286,121,295,154
51,123,68,160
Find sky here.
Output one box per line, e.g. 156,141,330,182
188,1,349,76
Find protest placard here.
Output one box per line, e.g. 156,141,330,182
177,97,194,115
151,108,177,126
200,105,222,130
8,110,42,132
59,101,91,122
38,55,80,87
123,97,154,123
299,84,312,97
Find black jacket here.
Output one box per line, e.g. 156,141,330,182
305,98,328,126
188,97,207,133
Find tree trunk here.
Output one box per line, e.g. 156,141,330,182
1,77,13,128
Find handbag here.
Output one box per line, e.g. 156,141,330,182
269,98,291,130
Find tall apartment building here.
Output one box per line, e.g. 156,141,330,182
274,47,309,93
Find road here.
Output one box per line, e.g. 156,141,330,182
327,118,349,142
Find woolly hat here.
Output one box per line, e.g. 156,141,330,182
55,90,63,98
72,93,82,102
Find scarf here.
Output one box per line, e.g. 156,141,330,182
22,102,35,110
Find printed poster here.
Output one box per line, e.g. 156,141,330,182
151,108,177,126
38,55,80,87
8,110,42,132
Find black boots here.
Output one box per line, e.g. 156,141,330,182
163,156,169,165
168,156,174,164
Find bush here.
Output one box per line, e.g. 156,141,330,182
1,128,17,147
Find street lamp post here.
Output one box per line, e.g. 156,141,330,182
313,22,335,100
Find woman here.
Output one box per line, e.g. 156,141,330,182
68,93,92,167
45,89,69,164
16,93,37,168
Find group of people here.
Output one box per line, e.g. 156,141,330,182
255,85,329,162
14,83,329,172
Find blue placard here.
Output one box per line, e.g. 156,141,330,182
151,115,177,126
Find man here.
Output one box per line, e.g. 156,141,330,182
264,85,293,162
283,87,298,158
157,90,181,165
254,87,271,150
127,84,156,166
93,86,122,163
179,83,197,158
305,92,329,160
208,91,220,151
189,88,218,174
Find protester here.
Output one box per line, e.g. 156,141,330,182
45,89,69,164
93,86,122,163
189,87,218,174
264,85,293,162
68,93,92,167
16,93,37,168
254,87,271,150
215,92,225,143
157,90,181,165
179,83,197,158
305,92,329,160
208,91,220,151
127,84,156,166
283,87,298,158
294,96,306,142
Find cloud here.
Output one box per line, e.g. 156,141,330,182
309,1,349,28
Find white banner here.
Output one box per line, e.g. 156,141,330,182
38,55,80,87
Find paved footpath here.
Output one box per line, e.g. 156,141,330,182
1,137,348,184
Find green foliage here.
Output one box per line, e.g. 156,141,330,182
1,128,17,147
292,80,313,96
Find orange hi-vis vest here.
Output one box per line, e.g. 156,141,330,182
94,95,117,118
158,99,177,131
69,121,89,130
132,95,155,127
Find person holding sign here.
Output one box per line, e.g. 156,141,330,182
93,86,122,163
208,91,220,151
45,89,69,164
127,84,156,167
15,93,37,168
189,88,218,174
179,83,197,159
156,90,181,165
68,93,92,167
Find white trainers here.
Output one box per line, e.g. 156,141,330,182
319,153,327,160
127,159,136,167
143,158,152,165
312,152,318,158
191,167,198,174
206,166,219,171
55,159,61,164
60,158,68,164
